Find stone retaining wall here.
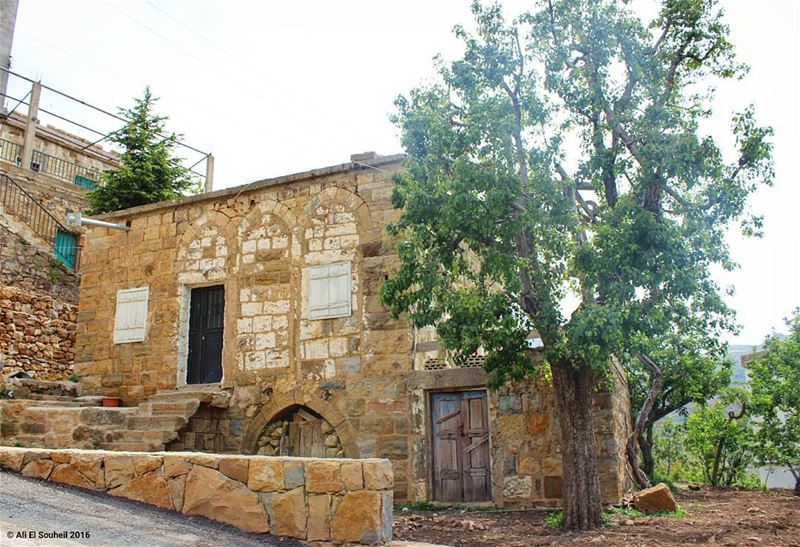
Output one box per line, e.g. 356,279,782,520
0,446,393,544
0,286,77,380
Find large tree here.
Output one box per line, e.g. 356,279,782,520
382,0,772,529
88,87,196,214
749,310,800,495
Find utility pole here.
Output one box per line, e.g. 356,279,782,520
20,80,41,169
0,0,19,112
204,153,215,193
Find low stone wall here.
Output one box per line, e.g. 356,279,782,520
0,446,393,544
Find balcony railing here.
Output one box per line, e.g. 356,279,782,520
0,137,23,165
0,137,101,189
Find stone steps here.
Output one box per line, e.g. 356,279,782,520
2,386,231,453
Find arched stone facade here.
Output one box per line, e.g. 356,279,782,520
235,200,297,373
174,210,241,386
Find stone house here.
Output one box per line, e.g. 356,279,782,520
71,152,632,506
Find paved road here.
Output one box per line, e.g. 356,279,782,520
0,471,299,547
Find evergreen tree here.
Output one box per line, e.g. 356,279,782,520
88,87,196,214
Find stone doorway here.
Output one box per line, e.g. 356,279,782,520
255,405,343,458
430,390,491,502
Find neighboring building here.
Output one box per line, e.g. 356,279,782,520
0,78,119,380
63,152,632,507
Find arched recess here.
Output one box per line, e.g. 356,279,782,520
235,199,298,373
174,210,241,388
296,186,376,254
241,388,359,458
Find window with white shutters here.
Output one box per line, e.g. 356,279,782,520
113,287,149,343
308,262,352,320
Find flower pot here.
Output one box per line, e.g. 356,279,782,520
101,397,122,407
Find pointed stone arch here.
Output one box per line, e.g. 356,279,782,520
297,186,377,253
241,388,359,458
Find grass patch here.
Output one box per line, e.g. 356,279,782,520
544,511,564,529
654,506,688,518
606,506,646,519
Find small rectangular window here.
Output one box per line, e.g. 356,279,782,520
308,262,352,320
113,287,149,343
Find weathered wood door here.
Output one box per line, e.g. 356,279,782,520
431,390,491,502
187,285,224,384
286,409,326,457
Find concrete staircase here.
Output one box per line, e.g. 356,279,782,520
0,383,230,452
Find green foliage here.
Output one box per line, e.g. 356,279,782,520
680,388,761,486
67,373,82,383
544,510,565,529
606,506,645,519
382,0,773,389
747,310,800,489
87,87,197,214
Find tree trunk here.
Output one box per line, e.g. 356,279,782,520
550,360,603,530
794,476,799,497
641,425,655,479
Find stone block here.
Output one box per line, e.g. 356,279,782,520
183,464,268,533
219,457,249,484
271,486,306,538
633,483,678,514
134,455,163,476
306,460,342,493
21,458,54,480
362,460,392,490
104,455,135,489
50,463,97,490
0,449,25,471
163,455,190,478
248,458,284,492
283,460,305,489
108,470,173,510
330,491,384,544
340,461,364,490
307,494,332,541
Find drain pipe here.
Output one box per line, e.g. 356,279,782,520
66,212,130,231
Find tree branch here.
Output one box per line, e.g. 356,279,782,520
628,352,663,488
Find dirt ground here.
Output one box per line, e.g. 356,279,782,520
393,487,800,546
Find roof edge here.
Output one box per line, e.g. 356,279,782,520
97,153,405,220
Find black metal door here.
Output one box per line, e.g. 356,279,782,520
187,285,224,384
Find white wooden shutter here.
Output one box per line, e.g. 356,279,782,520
308,262,351,320
113,287,149,343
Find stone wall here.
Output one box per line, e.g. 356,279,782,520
74,156,414,499
0,286,76,380
0,446,393,544
72,154,631,506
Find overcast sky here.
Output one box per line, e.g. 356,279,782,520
6,0,798,346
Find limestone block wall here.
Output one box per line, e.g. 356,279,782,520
0,446,393,544
74,156,415,499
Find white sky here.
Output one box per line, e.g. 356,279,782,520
6,0,799,346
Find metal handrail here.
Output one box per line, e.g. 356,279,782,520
0,137,23,165
30,149,100,186
0,171,79,269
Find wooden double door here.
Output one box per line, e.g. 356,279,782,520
431,390,491,502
